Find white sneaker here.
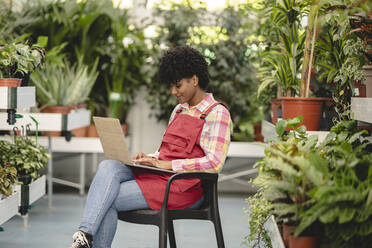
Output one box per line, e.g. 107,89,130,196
70,230,93,248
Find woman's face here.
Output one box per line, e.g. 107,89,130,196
170,77,197,104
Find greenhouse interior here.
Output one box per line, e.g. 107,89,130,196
0,0,372,247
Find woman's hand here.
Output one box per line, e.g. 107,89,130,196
133,152,147,160
133,157,172,170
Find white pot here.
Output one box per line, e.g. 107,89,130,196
364,65,372,97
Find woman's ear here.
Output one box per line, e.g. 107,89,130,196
192,75,199,87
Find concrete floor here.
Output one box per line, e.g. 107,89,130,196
0,188,251,248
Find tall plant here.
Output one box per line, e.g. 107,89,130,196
257,0,309,97
30,55,98,107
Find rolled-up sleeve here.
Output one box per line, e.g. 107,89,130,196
171,106,232,172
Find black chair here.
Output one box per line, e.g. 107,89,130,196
118,172,225,248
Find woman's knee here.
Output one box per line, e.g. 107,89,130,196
97,160,129,175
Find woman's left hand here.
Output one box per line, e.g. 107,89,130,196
133,157,172,170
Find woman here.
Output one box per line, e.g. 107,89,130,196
70,46,232,248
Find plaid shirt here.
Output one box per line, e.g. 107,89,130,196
157,93,232,173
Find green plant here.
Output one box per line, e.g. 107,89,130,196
295,120,372,248
0,137,50,180
256,0,309,97
0,41,45,78
0,163,17,197
96,10,148,122
30,55,98,107
253,116,326,236
242,190,273,248
12,0,149,123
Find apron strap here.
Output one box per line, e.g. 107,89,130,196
200,102,227,119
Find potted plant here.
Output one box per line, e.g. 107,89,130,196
0,137,49,184
0,162,17,200
294,119,372,248
253,116,325,248
0,41,45,87
30,54,98,136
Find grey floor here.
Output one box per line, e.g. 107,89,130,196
0,187,251,248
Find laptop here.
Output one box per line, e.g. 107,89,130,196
93,116,175,174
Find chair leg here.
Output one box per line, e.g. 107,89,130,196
212,211,225,248
159,222,168,248
168,220,177,248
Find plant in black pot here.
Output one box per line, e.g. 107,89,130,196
0,39,45,87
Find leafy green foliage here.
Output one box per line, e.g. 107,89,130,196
0,163,17,197
242,191,273,248
30,55,98,107
0,42,45,78
256,117,372,247
6,0,149,122
0,137,50,180
255,0,309,97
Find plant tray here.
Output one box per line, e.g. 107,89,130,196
14,175,46,205
0,108,91,131
0,86,35,109
0,191,20,226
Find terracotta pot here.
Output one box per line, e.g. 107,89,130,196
0,78,22,87
41,105,71,114
280,97,330,131
289,235,319,248
71,126,88,137
363,65,372,97
41,106,71,136
87,124,98,137
70,103,88,111
283,224,296,247
270,99,281,125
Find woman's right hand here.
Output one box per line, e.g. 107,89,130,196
133,152,146,160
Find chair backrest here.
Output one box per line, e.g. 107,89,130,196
198,175,218,210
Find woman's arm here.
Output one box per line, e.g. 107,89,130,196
171,106,232,172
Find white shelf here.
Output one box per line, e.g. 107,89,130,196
228,141,265,158
0,86,35,109
29,175,46,204
0,108,91,131
14,175,46,207
0,191,20,226
351,97,372,124
261,120,329,143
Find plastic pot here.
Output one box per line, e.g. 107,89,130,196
280,97,330,131
289,234,319,248
0,78,22,87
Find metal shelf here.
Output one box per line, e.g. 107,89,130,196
0,86,35,109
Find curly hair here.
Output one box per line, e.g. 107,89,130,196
158,46,209,90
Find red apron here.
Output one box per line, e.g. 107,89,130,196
132,102,222,210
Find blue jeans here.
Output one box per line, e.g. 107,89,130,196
78,160,203,248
